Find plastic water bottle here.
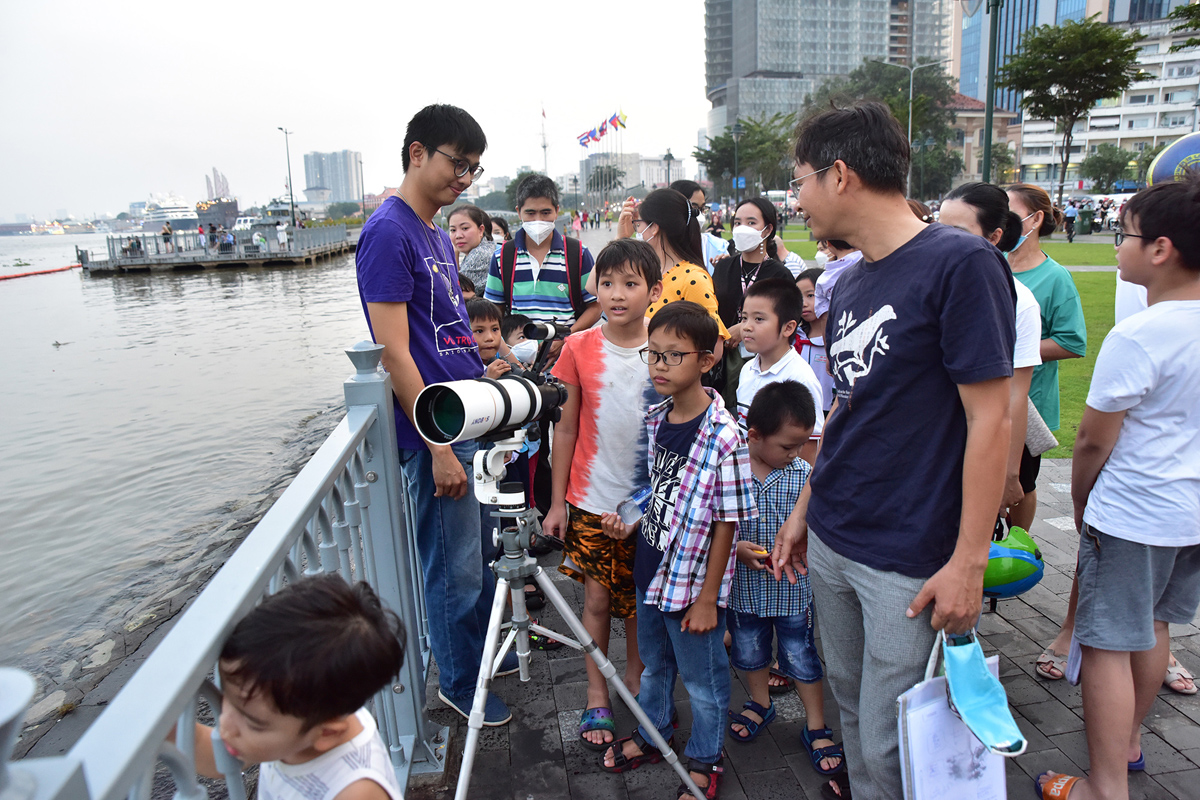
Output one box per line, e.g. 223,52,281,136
616,486,653,526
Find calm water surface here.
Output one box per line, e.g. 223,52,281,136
0,235,371,663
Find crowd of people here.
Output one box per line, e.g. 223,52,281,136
169,101,1199,800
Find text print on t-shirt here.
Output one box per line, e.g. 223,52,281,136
829,305,897,389
643,442,685,551
425,254,475,355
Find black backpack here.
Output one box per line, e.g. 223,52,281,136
498,236,586,319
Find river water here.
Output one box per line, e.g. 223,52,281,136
0,234,370,669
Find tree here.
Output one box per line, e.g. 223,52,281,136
990,144,1016,183
806,58,959,145
476,191,510,211
1079,144,1135,193
325,201,361,220
586,164,625,193
911,145,965,199
693,112,798,199
116,212,129,220
1168,2,1200,53
505,171,543,210
1136,143,1167,183
999,15,1144,208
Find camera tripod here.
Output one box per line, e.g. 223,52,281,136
454,431,706,800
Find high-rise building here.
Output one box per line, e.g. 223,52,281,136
705,0,952,140
302,150,363,204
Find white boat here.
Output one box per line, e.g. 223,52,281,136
142,193,198,230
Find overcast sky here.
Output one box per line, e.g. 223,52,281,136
0,1,708,221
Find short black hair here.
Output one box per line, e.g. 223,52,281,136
219,574,404,731
489,215,511,241
669,180,704,201
793,101,909,195
502,313,531,341
467,297,501,323
447,204,493,241
825,238,854,252
594,238,662,284
746,380,816,437
647,300,719,352
945,182,1023,252
514,174,560,211
458,274,475,295
796,266,824,287
743,277,801,331
1122,170,1200,272
402,104,486,173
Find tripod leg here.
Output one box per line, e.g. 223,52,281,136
508,579,532,681
533,571,706,800
455,577,511,800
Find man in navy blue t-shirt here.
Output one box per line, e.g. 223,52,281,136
773,102,1015,799
356,104,515,727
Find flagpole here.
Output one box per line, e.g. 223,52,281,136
541,105,548,176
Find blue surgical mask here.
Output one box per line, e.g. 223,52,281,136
1009,212,1037,254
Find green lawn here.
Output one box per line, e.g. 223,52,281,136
1040,241,1116,268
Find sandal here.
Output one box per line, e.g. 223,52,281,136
768,666,791,694
728,700,775,743
676,757,723,800
1035,647,1067,681
528,619,563,651
578,707,615,751
523,579,545,611
1128,751,1145,771
1034,771,1082,798
800,725,845,776
819,772,851,800
599,730,668,773
1164,655,1197,695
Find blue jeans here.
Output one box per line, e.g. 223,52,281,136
635,590,730,765
399,440,496,700
728,608,823,683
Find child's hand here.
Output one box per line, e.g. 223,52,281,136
736,540,769,570
485,359,511,379
600,512,636,540
681,600,718,634
543,505,568,540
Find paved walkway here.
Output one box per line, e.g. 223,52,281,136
417,459,1200,799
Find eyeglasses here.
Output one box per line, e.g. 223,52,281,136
789,164,835,191
690,204,705,218
1114,230,1152,247
639,348,711,366
431,147,485,180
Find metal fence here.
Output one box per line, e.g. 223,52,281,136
94,225,349,264
0,342,446,800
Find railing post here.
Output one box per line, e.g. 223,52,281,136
0,669,88,800
342,342,447,781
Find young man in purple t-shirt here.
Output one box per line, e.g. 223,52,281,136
356,104,515,726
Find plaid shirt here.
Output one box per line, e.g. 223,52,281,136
731,458,812,617
642,389,757,612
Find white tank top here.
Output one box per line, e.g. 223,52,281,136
257,709,404,800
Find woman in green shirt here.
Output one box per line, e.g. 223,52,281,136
1005,184,1087,532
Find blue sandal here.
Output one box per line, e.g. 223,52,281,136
801,725,845,775
728,700,775,743
579,707,616,751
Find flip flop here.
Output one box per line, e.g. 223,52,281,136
727,699,775,743
1034,771,1081,798
1128,751,1145,771
1035,647,1067,681
768,667,792,694
819,771,852,800
1164,657,1198,695
578,706,615,751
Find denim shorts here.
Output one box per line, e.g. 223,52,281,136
728,608,823,683
1075,523,1200,651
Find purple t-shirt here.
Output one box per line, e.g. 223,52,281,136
356,195,484,450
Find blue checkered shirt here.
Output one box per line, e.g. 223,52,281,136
730,458,812,617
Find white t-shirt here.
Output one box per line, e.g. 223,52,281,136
796,334,834,413
1082,301,1200,547
258,709,404,800
1014,280,1043,369
736,348,825,440
1115,272,1149,325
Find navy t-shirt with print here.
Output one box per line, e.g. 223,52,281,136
634,411,705,595
356,196,484,451
807,223,1016,578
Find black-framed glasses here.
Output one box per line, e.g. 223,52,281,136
431,147,485,180
789,164,835,191
639,348,711,366
1114,230,1152,247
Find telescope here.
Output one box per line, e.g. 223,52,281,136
413,373,567,445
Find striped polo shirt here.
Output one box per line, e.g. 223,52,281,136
483,229,595,324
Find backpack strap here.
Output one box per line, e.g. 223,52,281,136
500,240,518,313
563,236,585,319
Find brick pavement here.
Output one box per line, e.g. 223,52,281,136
417,459,1200,799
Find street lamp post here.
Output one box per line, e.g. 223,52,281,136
730,122,744,206
570,175,579,210
981,0,1005,183
278,127,296,228
357,154,367,221
664,149,675,186
873,58,952,195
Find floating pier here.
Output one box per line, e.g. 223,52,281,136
78,225,357,274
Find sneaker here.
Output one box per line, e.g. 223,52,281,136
495,650,520,677
437,689,512,726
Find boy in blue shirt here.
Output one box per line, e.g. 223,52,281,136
727,381,843,777
598,301,756,800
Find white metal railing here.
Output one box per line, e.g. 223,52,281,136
83,225,349,267
2,342,446,800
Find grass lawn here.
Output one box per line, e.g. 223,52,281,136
1040,241,1116,268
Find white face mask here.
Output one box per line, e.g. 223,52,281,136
732,224,767,253
510,339,538,363
634,223,655,244
814,251,830,267
522,220,555,245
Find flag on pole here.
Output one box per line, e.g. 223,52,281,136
599,120,608,137
589,128,600,142
618,111,628,129
578,131,591,147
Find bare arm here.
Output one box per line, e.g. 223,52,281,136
771,397,838,582
366,301,467,499
1002,366,1034,511
1041,338,1083,362
907,377,1011,633
1071,405,1126,532
681,520,736,634
543,382,581,540
571,302,602,334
